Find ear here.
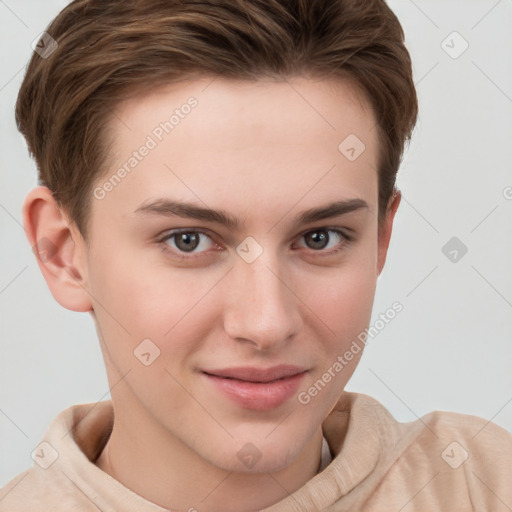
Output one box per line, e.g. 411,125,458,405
376,189,401,276
22,186,93,312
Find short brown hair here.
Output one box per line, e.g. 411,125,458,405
16,0,417,241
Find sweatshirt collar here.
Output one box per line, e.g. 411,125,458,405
42,391,405,511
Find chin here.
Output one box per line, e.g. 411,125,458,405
211,429,310,474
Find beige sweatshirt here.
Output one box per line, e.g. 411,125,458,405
0,391,510,511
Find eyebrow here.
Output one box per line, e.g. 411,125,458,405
133,197,368,230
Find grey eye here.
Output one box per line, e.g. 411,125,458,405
300,230,344,251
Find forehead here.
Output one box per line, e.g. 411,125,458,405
112,75,377,150
94,76,380,227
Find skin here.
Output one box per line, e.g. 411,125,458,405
23,76,400,511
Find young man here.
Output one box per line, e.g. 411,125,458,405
1,0,511,510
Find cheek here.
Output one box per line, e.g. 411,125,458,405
309,267,375,321
295,264,376,416
308,268,376,383
86,247,221,368
308,244,377,338
297,238,377,392
86,252,210,412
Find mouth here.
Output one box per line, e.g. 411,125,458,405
202,365,307,382
201,365,308,411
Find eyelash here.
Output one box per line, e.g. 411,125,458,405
157,228,353,261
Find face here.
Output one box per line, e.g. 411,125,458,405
84,76,383,472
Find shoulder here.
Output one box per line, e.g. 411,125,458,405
0,470,34,512
332,392,512,511
338,391,511,456
380,406,512,511
409,408,512,468
0,401,114,512
0,468,97,512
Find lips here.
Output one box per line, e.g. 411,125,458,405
203,365,307,382
201,365,307,411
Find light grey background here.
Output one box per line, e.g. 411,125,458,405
1,0,511,487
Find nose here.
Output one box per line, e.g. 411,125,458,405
223,250,302,352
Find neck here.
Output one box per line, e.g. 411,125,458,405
95,401,323,512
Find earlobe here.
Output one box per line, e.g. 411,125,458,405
376,190,401,276
22,186,93,312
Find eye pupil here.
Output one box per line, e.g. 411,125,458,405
306,231,329,250
176,232,200,252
